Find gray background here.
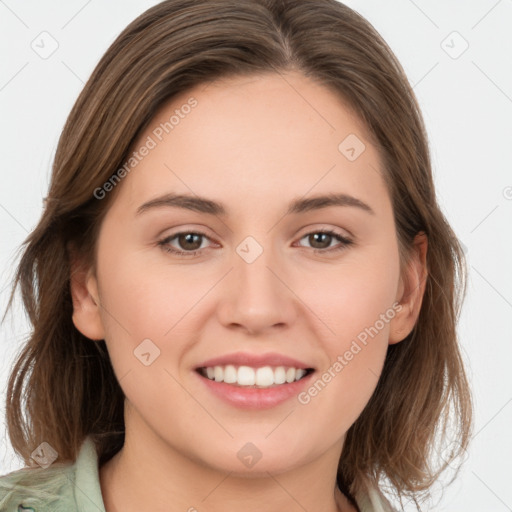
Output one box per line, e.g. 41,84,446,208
1,1,511,510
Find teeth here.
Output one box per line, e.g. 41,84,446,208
200,365,310,387
295,369,307,381
214,366,223,382
238,366,255,385
223,364,237,384
274,366,286,384
256,366,274,387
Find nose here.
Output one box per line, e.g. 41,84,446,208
216,240,298,336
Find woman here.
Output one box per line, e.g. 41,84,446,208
0,1,472,511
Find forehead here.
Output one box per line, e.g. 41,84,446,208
114,71,388,216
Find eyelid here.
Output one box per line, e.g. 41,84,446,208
296,223,354,240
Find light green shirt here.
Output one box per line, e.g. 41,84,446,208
0,437,396,511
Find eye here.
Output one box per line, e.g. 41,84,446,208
158,230,213,257
158,228,354,258
295,229,353,254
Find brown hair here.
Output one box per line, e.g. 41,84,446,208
2,0,472,507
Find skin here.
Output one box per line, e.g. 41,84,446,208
71,71,427,512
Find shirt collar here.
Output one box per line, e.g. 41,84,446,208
74,437,106,512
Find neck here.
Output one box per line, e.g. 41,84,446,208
99,414,356,512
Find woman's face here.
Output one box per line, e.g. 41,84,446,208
73,71,422,476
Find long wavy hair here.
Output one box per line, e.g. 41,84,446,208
2,0,472,508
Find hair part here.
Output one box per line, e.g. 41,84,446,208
2,0,472,507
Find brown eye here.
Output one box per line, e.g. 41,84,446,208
307,232,334,250
297,229,353,254
176,233,203,251
158,231,211,256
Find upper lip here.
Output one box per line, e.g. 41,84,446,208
195,351,314,370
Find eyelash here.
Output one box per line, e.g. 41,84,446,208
158,229,354,257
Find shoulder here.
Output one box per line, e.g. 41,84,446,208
0,461,76,512
0,437,105,512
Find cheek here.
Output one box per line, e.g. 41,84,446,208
306,245,400,351
94,247,199,417
296,244,400,414
98,242,200,338
94,241,197,383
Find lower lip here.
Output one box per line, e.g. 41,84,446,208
195,370,315,410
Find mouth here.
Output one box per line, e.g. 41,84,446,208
196,365,315,389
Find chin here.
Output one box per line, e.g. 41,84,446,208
192,439,315,477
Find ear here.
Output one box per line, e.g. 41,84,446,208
68,243,105,341
388,232,428,345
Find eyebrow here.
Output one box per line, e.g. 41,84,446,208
135,192,375,217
